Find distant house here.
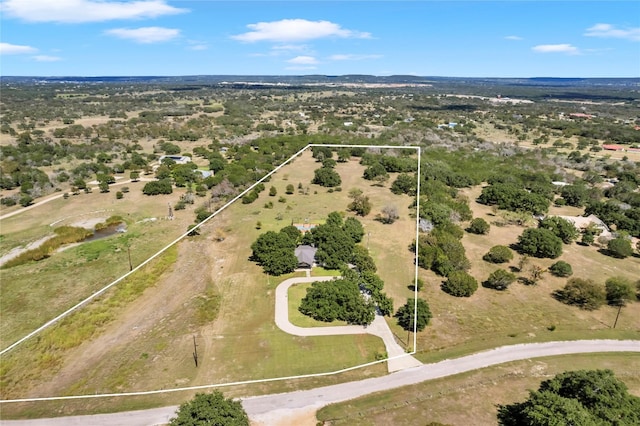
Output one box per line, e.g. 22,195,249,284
159,155,191,164
554,214,611,238
293,223,318,234
569,113,594,119
295,245,317,268
602,144,625,151
195,170,213,178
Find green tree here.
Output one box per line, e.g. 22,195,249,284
553,278,606,310
342,217,365,243
549,260,573,277
142,179,173,195
518,228,563,259
351,245,377,273
484,269,517,291
347,188,372,216
498,369,640,426
98,181,109,193
299,278,375,325
539,216,579,244
607,236,633,259
312,167,341,187
441,271,478,297
130,170,140,182
560,183,588,207
269,186,277,196
467,217,490,235
605,276,636,307
394,298,432,332
169,391,249,426
483,245,513,263
390,173,417,196
363,162,389,181
251,230,298,275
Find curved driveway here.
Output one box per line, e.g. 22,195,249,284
2,340,638,426
275,276,422,372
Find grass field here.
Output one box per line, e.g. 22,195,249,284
1,147,638,420
316,352,640,425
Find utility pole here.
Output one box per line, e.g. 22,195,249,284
127,245,133,271
192,335,199,367
613,304,623,329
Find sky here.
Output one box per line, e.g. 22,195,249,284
0,1,639,78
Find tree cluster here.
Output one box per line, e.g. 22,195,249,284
250,227,300,276
498,369,640,426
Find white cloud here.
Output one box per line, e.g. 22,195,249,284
532,44,580,55
584,23,640,42
272,44,309,52
232,19,371,43
0,42,37,55
328,54,382,61
32,55,62,62
287,55,319,65
505,35,522,41
1,0,187,23
105,27,180,44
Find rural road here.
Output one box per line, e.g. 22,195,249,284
1,340,638,426
0,178,153,221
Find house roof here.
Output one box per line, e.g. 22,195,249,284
295,245,317,266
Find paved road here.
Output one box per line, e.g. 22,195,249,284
2,340,637,426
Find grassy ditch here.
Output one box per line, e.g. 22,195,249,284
0,245,178,399
2,216,125,269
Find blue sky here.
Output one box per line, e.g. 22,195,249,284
1,1,639,77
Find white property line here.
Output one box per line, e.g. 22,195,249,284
0,144,309,356
0,357,395,403
0,143,422,403
3,340,639,404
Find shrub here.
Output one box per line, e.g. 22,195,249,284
549,261,573,277
484,269,517,291
115,191,123,199
468,217,490,235
607,237,633,259
442,271,478,297
483,245,513,263
553,278,605,310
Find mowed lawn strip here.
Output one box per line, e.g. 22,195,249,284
317,352,640,426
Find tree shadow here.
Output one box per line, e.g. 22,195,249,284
518,277,535,286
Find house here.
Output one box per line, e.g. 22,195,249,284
602,144,625,151
158,155,191,164
295,245,317,268
554,214,611,238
